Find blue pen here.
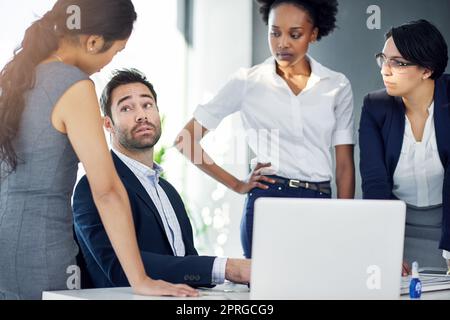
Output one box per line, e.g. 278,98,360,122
409,261,422,300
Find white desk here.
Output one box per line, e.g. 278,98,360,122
42,283,450,300
43,283,250,300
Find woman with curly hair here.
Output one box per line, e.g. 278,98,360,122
176,0,355,258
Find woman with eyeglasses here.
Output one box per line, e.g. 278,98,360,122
176,0,356,259
359,19,450,275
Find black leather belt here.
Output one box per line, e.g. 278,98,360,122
272,177,331,195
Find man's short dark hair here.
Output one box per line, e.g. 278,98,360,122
100,68,158,120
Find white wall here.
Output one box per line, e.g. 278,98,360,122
0,0,55,67
183,0,253,258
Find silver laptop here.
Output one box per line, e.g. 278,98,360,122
250,199,406,300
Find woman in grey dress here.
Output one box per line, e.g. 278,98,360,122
0,0,197,299
359,19,450,276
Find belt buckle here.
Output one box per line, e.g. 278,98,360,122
289,179,300,188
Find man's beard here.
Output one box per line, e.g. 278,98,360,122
116,123,162,152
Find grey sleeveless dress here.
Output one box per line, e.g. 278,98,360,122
0,62,89,300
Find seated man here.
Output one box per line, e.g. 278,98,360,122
73,69,250,288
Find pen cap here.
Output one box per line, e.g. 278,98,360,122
411,261,419,279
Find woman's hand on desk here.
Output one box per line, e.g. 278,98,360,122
402,261,411,276
233,163,275,194
133,277,199,297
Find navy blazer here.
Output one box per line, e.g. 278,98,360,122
72,152,216,288
359,74,450,251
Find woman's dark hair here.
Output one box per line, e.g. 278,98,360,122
100,69,158,122
386,19,448,80
256,0,338,40
0,0,137,174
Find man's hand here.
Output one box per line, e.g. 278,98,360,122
446,259,450,276
225,259,251,284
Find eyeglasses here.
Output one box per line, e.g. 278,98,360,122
375,53,417,73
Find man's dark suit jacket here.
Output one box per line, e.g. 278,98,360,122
72,152,216,288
